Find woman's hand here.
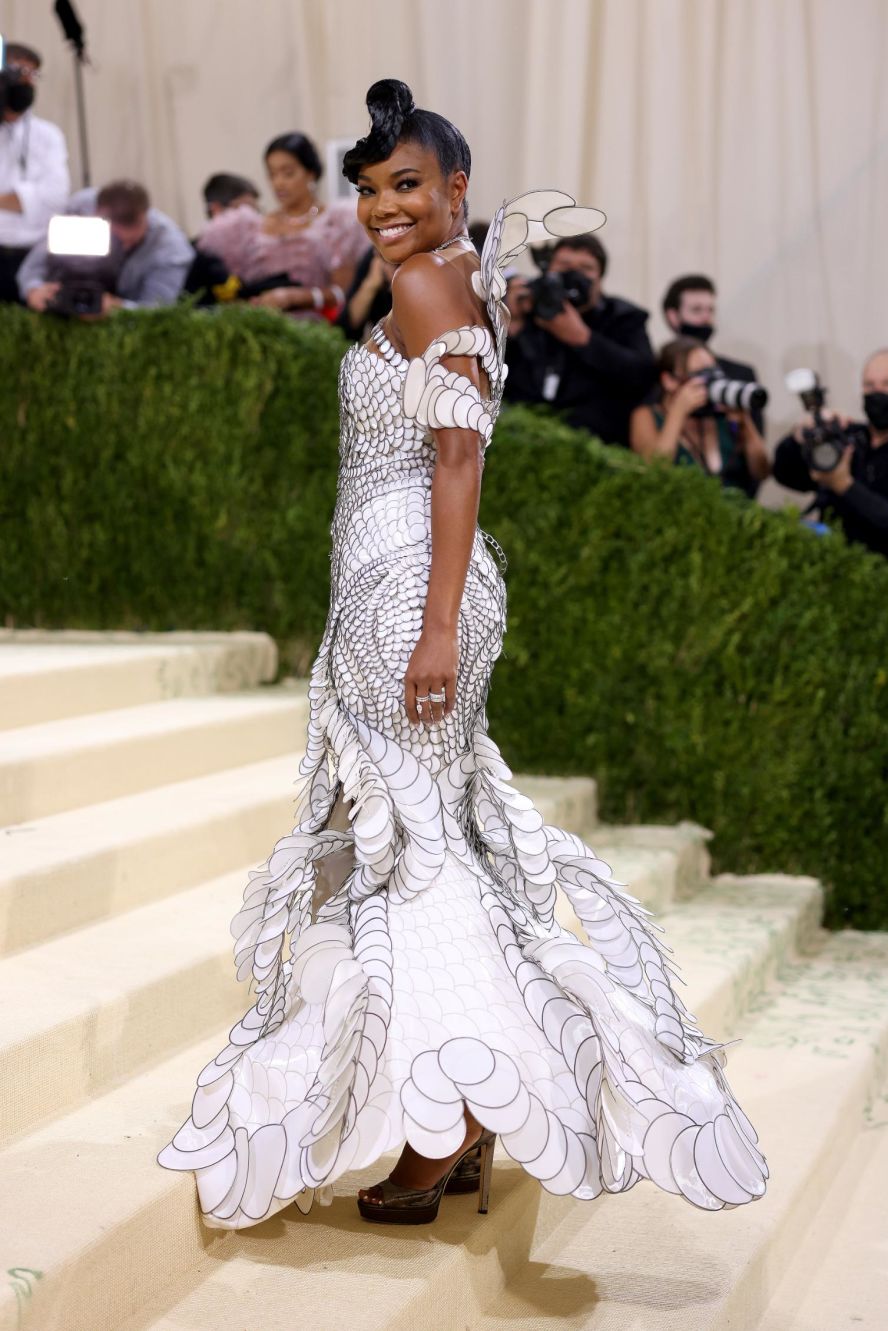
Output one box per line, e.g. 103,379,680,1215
668,375,708,423
405,624,458,727
812,442,854,494
249,286,309,311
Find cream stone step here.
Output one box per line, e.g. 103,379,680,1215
0,874,823,1331
0,867,252,1145
756,1101,888,1330
0,689,309,824
0,776,598,1142
553,821,712,937
0,630,278,730
466,931,888,1331
0,753,310,957
592,819,713,901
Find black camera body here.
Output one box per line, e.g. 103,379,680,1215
45,249,121,318
785,369,849,474
691,367,769,418
527,268,592,322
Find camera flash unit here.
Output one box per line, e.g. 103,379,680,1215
47,215,111,258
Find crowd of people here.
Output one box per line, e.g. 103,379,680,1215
2,38,887,559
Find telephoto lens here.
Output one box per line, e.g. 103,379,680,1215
700,369,768,413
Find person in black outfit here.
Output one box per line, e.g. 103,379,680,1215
773,349,888,559
503,234,656,446
336,246,393,342
662,274,766,435
183,173,262,302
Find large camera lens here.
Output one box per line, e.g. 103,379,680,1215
703,371,768,413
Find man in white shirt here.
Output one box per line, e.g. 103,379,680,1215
0,41,70,301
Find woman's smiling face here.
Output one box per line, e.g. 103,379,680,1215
355,142,467,264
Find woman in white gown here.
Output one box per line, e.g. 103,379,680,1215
157,79,768,1228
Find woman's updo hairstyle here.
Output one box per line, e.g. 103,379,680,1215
342,79,471,216
264,131,324,181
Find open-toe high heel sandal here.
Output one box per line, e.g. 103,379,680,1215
357,1130,496,1225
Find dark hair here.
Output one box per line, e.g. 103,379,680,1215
5,42,42,68
203,173,259,208
96,180,150,224
468,219,489,255
663,274,716,317
551,233,608,277
342,79,471,216
657,336,713,381
264,132,323,181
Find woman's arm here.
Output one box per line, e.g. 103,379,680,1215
342,252,388,337
391,253,486,727
630,379,707,461
734,412,771,481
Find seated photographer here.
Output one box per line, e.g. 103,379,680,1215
773,349,888,558
0,40,70,302
662,273,766,435
503,234,657,446
18,179,193,314
630,337,770,495
197,131,366,320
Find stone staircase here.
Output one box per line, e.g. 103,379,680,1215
1,630,885,1331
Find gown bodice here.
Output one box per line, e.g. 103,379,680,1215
330,315,503,596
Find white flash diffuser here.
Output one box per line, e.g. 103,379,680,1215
47,215,111,258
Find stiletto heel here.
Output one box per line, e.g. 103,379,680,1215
477,1131,495,1214
357,1130,497,1224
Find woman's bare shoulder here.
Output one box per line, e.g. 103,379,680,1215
392,252,482,333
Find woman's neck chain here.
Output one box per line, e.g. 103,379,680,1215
433,231,471,254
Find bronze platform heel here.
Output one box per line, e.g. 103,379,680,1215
357,1130,496,1224
445,1130,492,1195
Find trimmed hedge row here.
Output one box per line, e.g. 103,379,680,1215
2,304,886,928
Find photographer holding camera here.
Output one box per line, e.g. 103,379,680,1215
662,273,766,435
18,180,193,315
0,40,70,303
773,350,888,558
630,337,770,494
503,234,657,446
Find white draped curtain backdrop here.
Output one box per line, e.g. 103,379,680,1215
2,0,885,462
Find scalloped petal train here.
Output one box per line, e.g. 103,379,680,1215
157,698,767,1229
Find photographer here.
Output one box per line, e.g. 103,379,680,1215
0,41,70,302
18,180,193,315
773,349,888,558
630,337,770,495
662,273,766,435
503,234,657,446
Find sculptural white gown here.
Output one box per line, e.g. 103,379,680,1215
157,193,768,1229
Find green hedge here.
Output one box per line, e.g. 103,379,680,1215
2,304,886,929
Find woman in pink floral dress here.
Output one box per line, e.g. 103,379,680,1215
198,131,367,320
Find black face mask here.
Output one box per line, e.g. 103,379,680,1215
863,391,888,432
5,82,35,114
678,321,715,344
